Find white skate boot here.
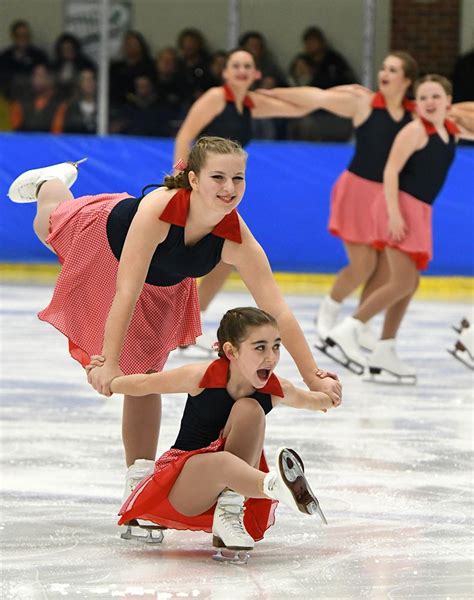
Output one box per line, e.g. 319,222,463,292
319,317,366,375
120,459,165,544
314,296,341,348
448,323,474,370
8,158,87,203
364,338,417,384
357,322,378,352
212,490,254,564
263,447,327,524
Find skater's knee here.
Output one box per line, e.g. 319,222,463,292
346,246,377,282
232,397,265,420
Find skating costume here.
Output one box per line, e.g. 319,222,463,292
373,118,459,270
200,84,254,147
118,356,284,541
329,92,414,244
38,188,242,374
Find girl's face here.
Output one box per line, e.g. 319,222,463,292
378,55,410,95
189,153,246,215
223,50,260,88
415,81,451,123
226,324,281,389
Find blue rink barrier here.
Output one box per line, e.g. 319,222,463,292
0,132,473,275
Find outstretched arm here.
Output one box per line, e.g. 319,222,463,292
275,378,339,411
173,88,225,166
249,90,313,118
222,222,342,405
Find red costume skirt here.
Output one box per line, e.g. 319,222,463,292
118,438,278,542
372,190,433,270
38,193,201,374
328,170,381,245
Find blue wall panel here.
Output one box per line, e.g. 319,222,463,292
0,133,472,275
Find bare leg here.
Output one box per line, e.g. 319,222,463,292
354,248,419,323
122,394,162,467
381,280,419,339
168,398,267,516
198,262,234,312
330,242,378,303
34,179,74,248
359,249,389,305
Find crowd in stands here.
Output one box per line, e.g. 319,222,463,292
1,19,472,141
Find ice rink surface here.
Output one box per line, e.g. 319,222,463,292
1,283,473,600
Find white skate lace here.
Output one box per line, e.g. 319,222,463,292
219,504,247,535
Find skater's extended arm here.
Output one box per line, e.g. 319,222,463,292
248,90,312,118
222,220,342,405
174,88,226,166
275,379,338,411
107,363,208,396
383,120,425,242
88,191,173,396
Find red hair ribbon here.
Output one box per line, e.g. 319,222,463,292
173,158,188,172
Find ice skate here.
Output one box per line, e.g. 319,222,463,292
452,317,470,335
212,490,254,564
318,317,366,375
314,296,341,348
179,332,215,359
357,322,377,352
448,324,474,370
364,339,417,384
120,459,162,541
8,158,87,203
263,447,327,524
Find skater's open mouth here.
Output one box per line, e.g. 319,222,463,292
257,368,270,381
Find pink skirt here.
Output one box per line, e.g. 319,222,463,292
118,437,278,542
38,193,201,374
329,170,381,245
372,190,432,270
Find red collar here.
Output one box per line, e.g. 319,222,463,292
199,357,284,398
371,91,415,112
159,188,242,243
223,84,255,109
420,116,460,136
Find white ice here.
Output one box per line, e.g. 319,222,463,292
1,283,473,599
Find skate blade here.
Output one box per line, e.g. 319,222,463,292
120,521,165,544
447,348,474,370
178,345,214,359
212,548,251,564
363,366,417,385
69,157,88,168
316,339,365,375
452,318,470,334
279,448,328,523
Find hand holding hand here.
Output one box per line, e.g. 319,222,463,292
86,357,123,397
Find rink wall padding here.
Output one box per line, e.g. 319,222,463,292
0,132,473,276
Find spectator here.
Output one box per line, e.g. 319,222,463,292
109,30,155,106
9,63,65,133
300,26,357,89
154,46,187,122
51,33,95,100
452,48,474,103
238,31,286,88
176,28,213,101
57,68,97,134
122,75,174,137
288,53,316,86
0,20,48,99
209,50,228,86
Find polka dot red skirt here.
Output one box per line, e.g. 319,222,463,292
38,193,201,374
118,437,278,542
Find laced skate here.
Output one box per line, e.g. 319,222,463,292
264,447,327,524
314,296,341,347
179,332,215,359
212,490,254,564
357,322,377,352
120,459,165,543
448,323,474,370
8,158,87,203
364,339,417,384
317,317,366,375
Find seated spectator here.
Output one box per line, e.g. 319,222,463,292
109,30,155,106
56,68,97,134
176,28,213,102
288,53,316,86
154,46,187,118
300,26,357,89
122,75,174,137
51,33,95,100
0,20,48,100
452,48,474,102
209,50,228,86
238,31,286,88
9,63,65,133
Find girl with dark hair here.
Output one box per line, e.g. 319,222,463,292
8,136,341,517
86,307,335,562
51,33,95,99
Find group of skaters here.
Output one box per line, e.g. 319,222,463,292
7,47,473,561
